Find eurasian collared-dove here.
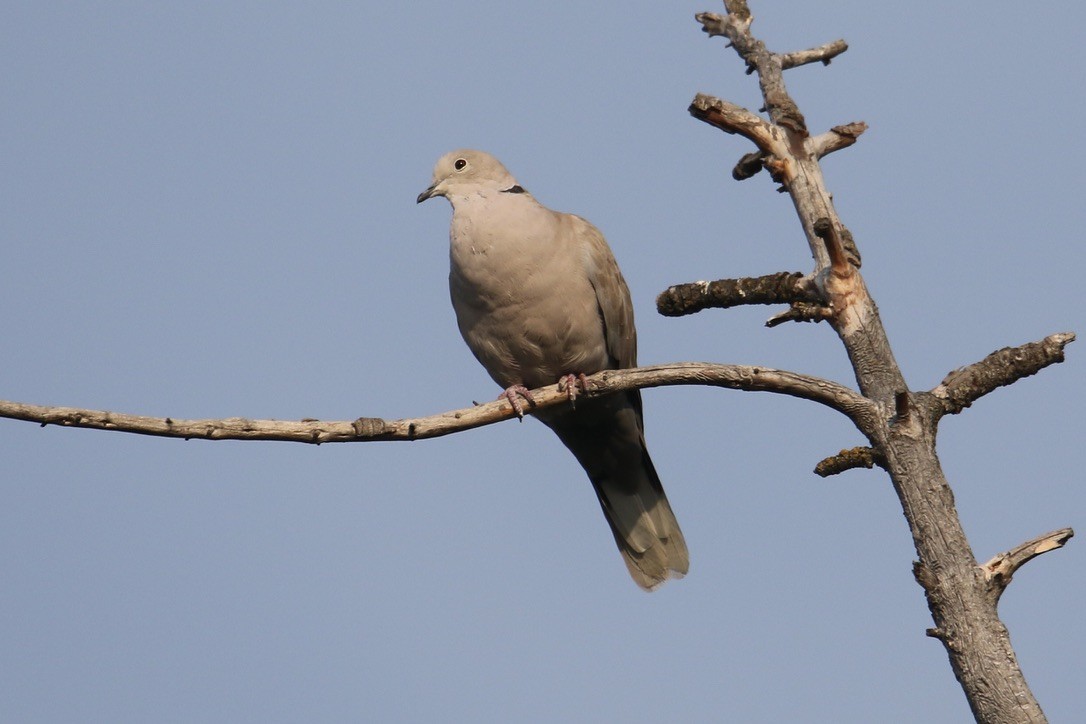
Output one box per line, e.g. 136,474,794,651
417,149,688,590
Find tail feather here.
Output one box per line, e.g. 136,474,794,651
539,394,689,590
595,449,688,590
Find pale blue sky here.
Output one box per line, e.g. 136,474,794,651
2,2,1082,722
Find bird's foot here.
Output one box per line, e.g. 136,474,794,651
500,385,536,420
558,373,592,409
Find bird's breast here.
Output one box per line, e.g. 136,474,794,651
448,210,609,389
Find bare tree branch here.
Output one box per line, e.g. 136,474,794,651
932,333,1076,416
780,40,849,69
698,11,848,72
808,121,867,159
656,272,822,317
765,302,833,327
689,93,787,159
981,528,1075,603
0,362,878,444
814,446,885,477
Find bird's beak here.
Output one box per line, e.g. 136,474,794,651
416,182,439,204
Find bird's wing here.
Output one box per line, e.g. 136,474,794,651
570,214,637,371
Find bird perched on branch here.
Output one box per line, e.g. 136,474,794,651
418,150,688,590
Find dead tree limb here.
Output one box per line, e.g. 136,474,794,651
932,333,1076,417
0,362,878,444
814,446,884,477
780,40,849,70
656,272,821,316
981,528,1074,604
685,2,1073,721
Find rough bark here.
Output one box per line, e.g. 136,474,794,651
685,2,1072,721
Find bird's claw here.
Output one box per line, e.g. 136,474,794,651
501,385,536,420
558,373,592,408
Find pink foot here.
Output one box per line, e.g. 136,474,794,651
500,385,536,420
558,373,592,408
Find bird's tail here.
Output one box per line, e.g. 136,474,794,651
540,395,689,590
593,446,689,591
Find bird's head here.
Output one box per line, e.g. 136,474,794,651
417,149,520,204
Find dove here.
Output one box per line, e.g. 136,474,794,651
417,149,688,590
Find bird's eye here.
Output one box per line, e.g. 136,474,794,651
454,158,467,171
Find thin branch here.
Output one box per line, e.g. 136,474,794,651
656,272,822,317
765,302,833,327
780,40,849,69
814,446,885,477
981,528,1074,602
0,362,878,444
696,9,846,74
932,333,1076,416
808,122,868,160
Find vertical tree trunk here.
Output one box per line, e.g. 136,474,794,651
679,3,1074,720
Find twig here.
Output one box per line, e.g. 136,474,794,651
765,302,833,328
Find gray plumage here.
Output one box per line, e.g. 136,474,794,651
418,149,688,590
